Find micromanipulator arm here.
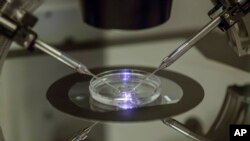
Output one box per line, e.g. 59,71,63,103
158,0,249,70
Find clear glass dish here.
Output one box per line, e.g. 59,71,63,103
89,69,161,109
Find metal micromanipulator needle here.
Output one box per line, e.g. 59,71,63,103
69,122,98,141
34,40,120,93
133,15,222,90
158,16,221,70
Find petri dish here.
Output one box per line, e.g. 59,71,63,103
89,69,161,109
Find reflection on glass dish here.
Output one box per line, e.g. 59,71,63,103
89,96,162,112
89,69,161,109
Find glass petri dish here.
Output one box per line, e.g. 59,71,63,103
89,69,161,109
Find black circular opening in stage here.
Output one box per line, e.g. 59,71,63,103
47,66,204,122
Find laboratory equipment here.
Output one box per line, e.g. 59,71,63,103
48,66,204,140
80,0,173,29
35,40,120,92
89,69,161,109
0,1,248,72
0,0,249,141
47,66,203,121
134,0,250,89
68,122,98,141
0,0,118,93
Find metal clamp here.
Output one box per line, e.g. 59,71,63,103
208,0,250,56
209,0,249,31
13,26,37,49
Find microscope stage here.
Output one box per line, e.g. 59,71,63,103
47,66,204,122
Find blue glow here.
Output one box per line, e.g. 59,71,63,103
120,69,132,82
117,90,139,109
119,104,134,109
116,69,139,109
120,91,133,101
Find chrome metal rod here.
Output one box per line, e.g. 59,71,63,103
34,39,120,92
0,16,17,31
133,16,222,91
162,118,210,141
34,39,92,75
159,16,222,69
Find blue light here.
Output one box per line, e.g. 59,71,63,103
117,90,139,109
120,69,132,82
115,69,140,109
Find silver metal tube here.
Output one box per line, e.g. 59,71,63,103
34,39,120,92
160,16,222,69
0,16,17,31
34,39,91,75
162,118,210,141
